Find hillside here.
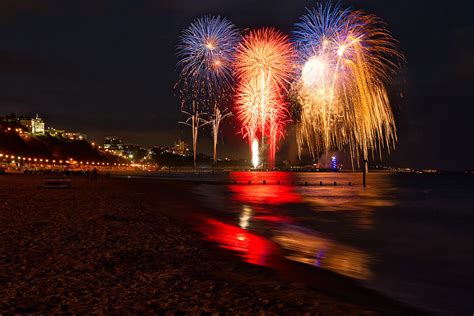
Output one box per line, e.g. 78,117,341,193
0,122,122,163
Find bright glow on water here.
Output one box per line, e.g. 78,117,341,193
192,171,474,315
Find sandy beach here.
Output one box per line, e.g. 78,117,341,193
0,174,422,314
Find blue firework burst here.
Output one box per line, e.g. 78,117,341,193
177,15,240,107
292,3,351,63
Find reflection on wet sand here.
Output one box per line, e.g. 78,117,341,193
194,172,390,281
200,218,277,266
239,205,252,229
272,227,372,280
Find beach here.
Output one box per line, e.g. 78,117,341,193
0,174,421,314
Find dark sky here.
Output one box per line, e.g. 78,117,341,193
0,0,473,170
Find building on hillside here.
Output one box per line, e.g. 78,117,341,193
18,118,31,130
173,139,191,156
46,127,66,137
103,136,123,150
19,114,45,134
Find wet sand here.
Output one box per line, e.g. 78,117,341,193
0,174,423,314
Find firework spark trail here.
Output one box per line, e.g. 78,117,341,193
234,28,295,168
292,3,403,166
176,15,240,165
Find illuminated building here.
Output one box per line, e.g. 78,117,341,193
19,114,45,134
103,136,123,150
173,139,191,156
331,156,337,170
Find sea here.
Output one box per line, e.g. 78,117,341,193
185,171,474,315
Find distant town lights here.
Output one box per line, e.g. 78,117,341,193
1,149,130,169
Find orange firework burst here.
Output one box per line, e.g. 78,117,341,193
292,4,403,166
234,28,295,168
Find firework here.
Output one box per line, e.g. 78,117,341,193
251,138,259,168
234,28,295,168
177,15,240,105
292,3,403,166
176,15,240,165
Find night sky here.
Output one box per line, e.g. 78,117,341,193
0,0,472,170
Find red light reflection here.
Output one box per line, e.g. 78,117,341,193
228,172,301,205
229,185,301,205
199,218,277,266
253,215,292,224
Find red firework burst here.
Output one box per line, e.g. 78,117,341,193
234,28,295,168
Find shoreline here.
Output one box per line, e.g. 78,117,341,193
0,174,425,314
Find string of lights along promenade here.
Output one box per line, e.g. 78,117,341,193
176,2,403,169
